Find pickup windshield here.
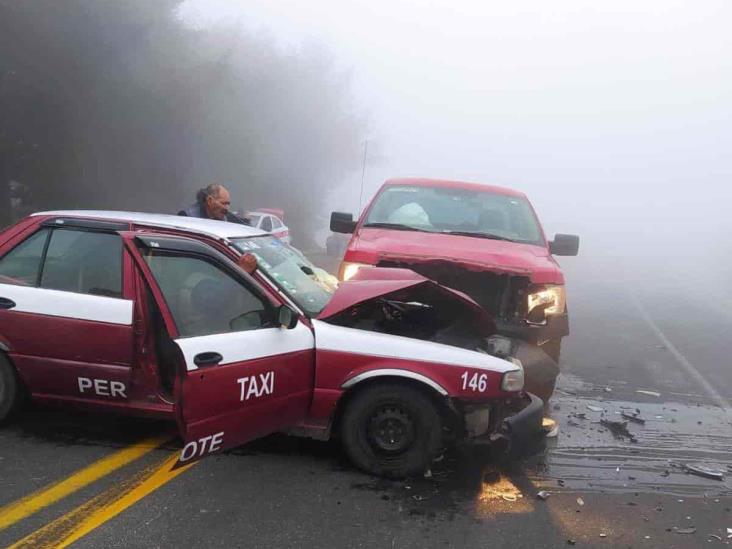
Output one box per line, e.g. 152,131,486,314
231,236,334,316
364,184,544,245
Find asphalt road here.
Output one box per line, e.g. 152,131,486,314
1,252,731,548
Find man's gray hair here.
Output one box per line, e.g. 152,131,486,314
196,183,225,206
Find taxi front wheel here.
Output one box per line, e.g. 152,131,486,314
340,383,443,479
0,354,19,423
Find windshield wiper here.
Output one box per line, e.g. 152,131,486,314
441,230,516,242
363,222,432,232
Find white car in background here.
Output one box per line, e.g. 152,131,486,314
246,210,291,244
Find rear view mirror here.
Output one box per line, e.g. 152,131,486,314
330,212,357,234
550,234,580,256
278,305,299,330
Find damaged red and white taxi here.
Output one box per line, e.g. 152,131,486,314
0,211,544,478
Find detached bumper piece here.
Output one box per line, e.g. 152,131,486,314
500,392,546,456
469,393,545,456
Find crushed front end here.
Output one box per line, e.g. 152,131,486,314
458,392,546,457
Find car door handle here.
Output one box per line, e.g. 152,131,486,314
193,352,223,368
0,297,16,310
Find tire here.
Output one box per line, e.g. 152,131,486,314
540,338,562,364
0,354,19,424
340,383,443,479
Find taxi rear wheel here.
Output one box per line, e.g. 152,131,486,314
340,383,443,479
0,354,19,423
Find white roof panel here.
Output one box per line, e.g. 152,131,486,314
32,210,266,240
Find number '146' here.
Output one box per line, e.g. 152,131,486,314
461,371,488,392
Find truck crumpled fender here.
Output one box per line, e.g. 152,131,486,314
487,335,559,407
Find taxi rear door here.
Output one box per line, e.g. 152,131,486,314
122,232,315,463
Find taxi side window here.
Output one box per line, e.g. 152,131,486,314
271,217,283,229
40,229,123,297
144,252,271,337
0,228,50,286
261,216,273,232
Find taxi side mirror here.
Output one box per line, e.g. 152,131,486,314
278,305,299,330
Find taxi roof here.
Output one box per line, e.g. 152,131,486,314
32,210,266,240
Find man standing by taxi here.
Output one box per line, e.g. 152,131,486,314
178,183,250,225
178,183,257,274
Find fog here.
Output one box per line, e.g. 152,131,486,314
182,0,732,290
2,0,730,290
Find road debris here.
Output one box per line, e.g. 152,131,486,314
577,497,585,507
604,387,613,393
537,491,551,501
600,420,638,443
599,533,607,538
567,540,576,546
675,527,697,535
587,405,604,412
709,534,722,541
636,390,661,397
621,412,646,425
424,469,433,479
502,494,518,502
684,464,725,481
727,527,732,539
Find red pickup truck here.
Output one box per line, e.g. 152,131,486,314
331,178,579,403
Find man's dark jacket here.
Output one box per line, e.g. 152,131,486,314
178,204,250,225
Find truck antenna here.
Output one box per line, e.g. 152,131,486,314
358,139,368,215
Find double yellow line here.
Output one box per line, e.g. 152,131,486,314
0,436,195,548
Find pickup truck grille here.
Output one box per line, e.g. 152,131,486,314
376,260,529,320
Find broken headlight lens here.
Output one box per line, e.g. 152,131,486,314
339,261,369,281
501,362,525,392
526,285,566,323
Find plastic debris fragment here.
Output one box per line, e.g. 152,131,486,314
675,527,697,535
684,464,724,481
537,491,551,501
636,390,661,397
600,420,638,443
587,405,604,412
621,412,646,425
577,497,585,506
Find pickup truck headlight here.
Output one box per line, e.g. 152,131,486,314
339,261,369,281
526,285,566,324
501,363,525,392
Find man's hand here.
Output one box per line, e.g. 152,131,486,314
237,253,258,274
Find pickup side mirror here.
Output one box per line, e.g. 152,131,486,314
330,211,357,234
278,304,299,330
550,234,580,256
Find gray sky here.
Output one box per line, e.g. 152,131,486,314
179,0,731,269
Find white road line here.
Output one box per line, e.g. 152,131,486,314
630,292,731,417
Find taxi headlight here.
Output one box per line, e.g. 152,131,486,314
339,261,369,281
501,363,524,392
526,285,566,323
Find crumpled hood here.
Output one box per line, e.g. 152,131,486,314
316,266,494,333
352,228,564,285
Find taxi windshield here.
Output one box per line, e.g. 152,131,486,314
231,236,335,316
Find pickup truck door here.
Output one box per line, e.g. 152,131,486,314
122,233,315,462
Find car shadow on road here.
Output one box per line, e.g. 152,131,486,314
2,406,174,449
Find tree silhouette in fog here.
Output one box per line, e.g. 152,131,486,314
0,0,365,245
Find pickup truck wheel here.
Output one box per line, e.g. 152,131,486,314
340,383,443,479
540,339,562,364
0,354,19,424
